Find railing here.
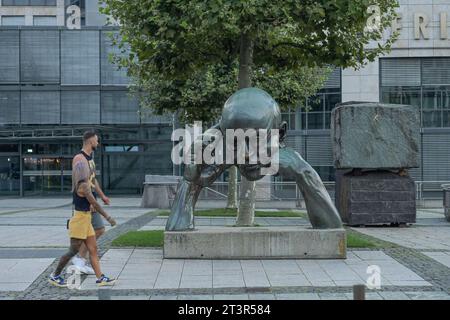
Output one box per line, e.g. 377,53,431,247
0,128,82,140
198,181,336,202
197,180,450,204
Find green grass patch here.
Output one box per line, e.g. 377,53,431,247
111,225,397,250
346,229,397,249
111,230,164,247
158,208,307,218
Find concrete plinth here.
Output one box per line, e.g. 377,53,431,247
164,227,346,259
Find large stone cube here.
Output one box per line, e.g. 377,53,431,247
331,102,420,169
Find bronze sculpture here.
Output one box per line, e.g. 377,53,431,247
166,88,343,231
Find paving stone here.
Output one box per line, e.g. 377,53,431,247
318,293,349,300
275,293,320,300
344,292,383,300
150,295,177,300
214,294,249,300
110,295,150,300
248,293,275,300
69,296,98,300
405,291,450,300
378,291,411,300
178,295,213,300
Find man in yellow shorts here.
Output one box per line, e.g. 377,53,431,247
49,131,117,287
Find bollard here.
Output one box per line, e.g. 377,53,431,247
353,284,366,300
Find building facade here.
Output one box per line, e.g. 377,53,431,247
0,0,173,196
279,0,450,199
1,0,450,198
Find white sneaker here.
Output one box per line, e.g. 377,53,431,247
69,263,85,274
82,265,96,275
71,256,86,268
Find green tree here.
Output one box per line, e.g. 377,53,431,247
102,0,399,224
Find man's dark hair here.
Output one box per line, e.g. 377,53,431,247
83,130,97,143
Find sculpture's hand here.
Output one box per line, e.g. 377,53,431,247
166,124,229,231
277,147,343,229
183,124,230,187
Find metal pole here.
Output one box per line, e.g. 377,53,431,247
353,284,366,300
19,141,23,197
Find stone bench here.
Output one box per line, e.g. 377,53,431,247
140,175,181,209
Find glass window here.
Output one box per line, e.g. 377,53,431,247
61,143,82,155
2,0,56,5
0,91,20,125
61,30,100,85
423,90,441,110
101,31,130,85
0,156,20,196
307,113,324,130
313,166,335,182
443,111,450,128
61,91,100,124
401,89,421,107
23,144,61,155
21,30,60,83
324,93,341,112
0,144,19,153
307,95,324,112
0,31,20,83
381,87,402,105
33,16,57,26
21,91,60,124
1,16,25,26
443,88,450,109
101,91,139,124
324,112,332,129
104,145,139,152
422,111,442,128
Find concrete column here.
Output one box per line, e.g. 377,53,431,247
56,0,65,27
341,58,380,103
24,8,33,26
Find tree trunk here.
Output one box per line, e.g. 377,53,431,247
235,32,256,226
226,166,238,209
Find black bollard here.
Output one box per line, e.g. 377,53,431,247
353,284,366,300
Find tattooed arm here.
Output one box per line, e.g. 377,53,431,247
72,156,116,226
72,155,90,192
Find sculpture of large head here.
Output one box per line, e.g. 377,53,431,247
220,87,283,132
218,88,287,180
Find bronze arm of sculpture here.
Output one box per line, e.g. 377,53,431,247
239,147,342,229
166,125,232,231
166,137,342,231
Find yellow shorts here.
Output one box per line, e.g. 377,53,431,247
69,211,95,240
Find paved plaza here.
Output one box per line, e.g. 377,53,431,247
0,198,449,300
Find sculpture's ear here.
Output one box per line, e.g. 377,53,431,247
279,121,288,142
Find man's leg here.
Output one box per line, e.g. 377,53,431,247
53,238,84,277
84,235,102,278
73,211,105,271
78,227,105,259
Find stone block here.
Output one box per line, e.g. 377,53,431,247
337,171,416,225
164,227,346,259
141,175,181,208
331,102,420,169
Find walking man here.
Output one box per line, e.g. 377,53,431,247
70,132,111,275
49,131,117,287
